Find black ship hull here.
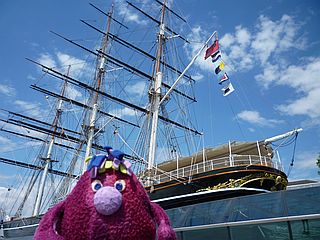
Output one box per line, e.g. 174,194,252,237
1,216,41,240
146,165,287,202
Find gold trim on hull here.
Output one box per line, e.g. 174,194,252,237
197,172,288,192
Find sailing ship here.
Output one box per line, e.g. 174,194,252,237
0,0,302,238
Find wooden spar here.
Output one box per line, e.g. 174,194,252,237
155,0,186,23
26,58,200,133
1,109,80,136
98,50,195,101
0,128,86,152
30,85,139,128
0,157,78,179
43,70,148,113
31,84,200,134
0,122,140,161
1,117,95,148
126,1,189,43
89,2,129,29
27,56,147,109
0,127,46,142
81,19,196,85
50,29,196,101
27,57,146,118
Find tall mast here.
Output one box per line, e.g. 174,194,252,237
33,66,71,216
147,0,167,180
84,5,113,170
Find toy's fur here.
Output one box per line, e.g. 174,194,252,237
35,169,176,240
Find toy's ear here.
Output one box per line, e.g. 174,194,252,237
34,201,65,240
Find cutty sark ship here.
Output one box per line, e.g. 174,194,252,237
0,0,302,239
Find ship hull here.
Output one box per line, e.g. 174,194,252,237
2,216,41,239
146,165,287,201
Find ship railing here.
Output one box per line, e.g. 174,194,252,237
155,154,283,184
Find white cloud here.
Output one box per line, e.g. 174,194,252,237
248,128,255,132
278,58,320,91
220,33,234,48
220,25,254,71
35,52,90,104
14,100,43,117
288,151,320,181
38,53,56,68
184,26,216,73
294,151,319,169
191,73,204,81
251,15,301,64
27,75,37,81
0,186,12,216
0,181,38,217
122,107,136,117
215,14,320,125
56,52,89,78
0,174,15,182
0,136,17,153
277,88,320,118
110,107,137,118
0,84,16,97
235,26,251,46
301,117,320,130
0,123,47,150
37,52,91,80
255,62,280,88
65,85,83,102
256,58,320,120
126,81,147,97
217,14,303,74
117,0,148,25
237,110,284,127
0,180,35,217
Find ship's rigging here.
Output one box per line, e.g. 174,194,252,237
0,1,205,217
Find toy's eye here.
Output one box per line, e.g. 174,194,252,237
114,180,126,192
91,180,103,192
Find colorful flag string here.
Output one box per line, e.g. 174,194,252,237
204,35,235,97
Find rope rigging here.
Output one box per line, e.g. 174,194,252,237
286,132,298,177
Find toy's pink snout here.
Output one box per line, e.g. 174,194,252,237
93,186,122,215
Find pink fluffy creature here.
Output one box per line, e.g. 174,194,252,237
34,147,176,240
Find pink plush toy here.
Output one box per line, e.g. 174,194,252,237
35,147,176,240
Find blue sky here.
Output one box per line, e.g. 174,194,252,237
0,0,319,197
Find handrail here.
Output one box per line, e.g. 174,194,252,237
154,154,283,184
174,213,320,232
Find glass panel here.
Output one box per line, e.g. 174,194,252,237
290,219,320,240
167,186,320,229
167,190,286,227
177,227,229,240
285,187,320,216
230,221,290,240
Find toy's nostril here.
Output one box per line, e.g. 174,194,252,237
94,186,122,215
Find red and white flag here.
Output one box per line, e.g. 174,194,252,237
219,72,229,84
204,40,219,60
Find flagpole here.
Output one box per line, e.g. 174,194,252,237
159,31,217,106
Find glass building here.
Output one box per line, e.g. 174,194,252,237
167,183,320,240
